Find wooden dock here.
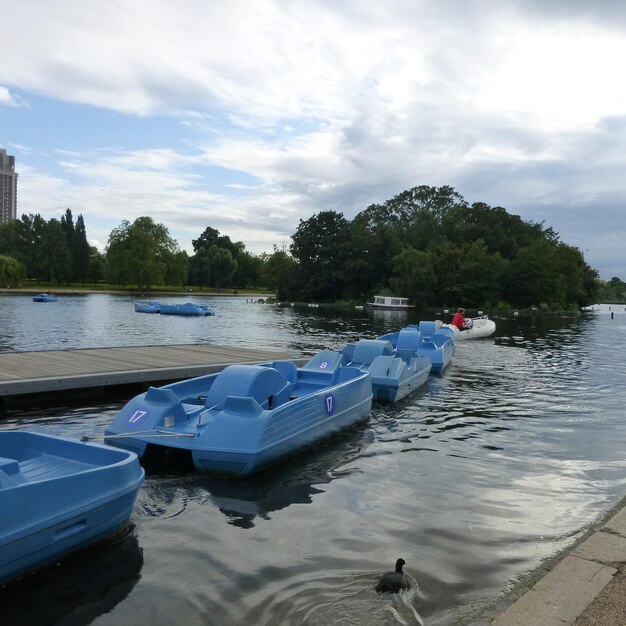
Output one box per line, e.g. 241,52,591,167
0,344,301,400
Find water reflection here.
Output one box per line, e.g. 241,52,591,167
0,527,143,626
0,294,418,355
138,423,373,529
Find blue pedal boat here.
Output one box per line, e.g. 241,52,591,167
341,339,432,402
378,321,454,373
159,302,216,316
134,300,161,313
104,351,372,476
0,431,144,586
32,293,58,302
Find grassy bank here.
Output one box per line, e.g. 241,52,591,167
1,281,272,297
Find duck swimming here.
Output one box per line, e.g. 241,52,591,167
375,557,409,593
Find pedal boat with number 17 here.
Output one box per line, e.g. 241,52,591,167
104,351,372,476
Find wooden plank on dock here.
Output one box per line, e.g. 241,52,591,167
0,344,301,397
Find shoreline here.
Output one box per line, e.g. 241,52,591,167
1,286,270,298
465,492,626,625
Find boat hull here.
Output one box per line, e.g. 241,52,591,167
105,356,372,476
342,339,432,402
32,294,57,302
159,303,216,316
0,432,144,586
365,304,415,311
443,317,496,340
134,301,161,313
370,360,431,402
378,322,454,374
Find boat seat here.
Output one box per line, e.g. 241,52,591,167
204,365,291,410
418,321,437,339
0,456,26,485
145,387,180,404
397,329,421,351
269,360,298,384
395,329,421,362
299,350,346,384
351,339,394,366
341,343,356,362
417,339,436,353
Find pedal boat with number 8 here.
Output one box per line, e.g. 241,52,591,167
104,351,372,476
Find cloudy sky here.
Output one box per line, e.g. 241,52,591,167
1,0,625,278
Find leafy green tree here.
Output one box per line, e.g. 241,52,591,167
163,250,189,286
0,254,25,286
192,227,240,254
442,202,538,258
60,208,75,250
190,226,259,288
424,238,463,306
73,215,92,282
207,245,237,289
53,209,93,282
189,245,237,290
261,245,297,300
40,218,72,283
106,217,181,290
596,276,626,303
88,248,108,285
505,241,565,308
189,246,212,289
232,250,263,288
390,247,437,306
290,210,351,302
382,185,466,249
345,208,400,299
457,240,508,307
0,221,20,262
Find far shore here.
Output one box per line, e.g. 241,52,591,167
1,286,271,298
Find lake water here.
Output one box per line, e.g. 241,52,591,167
1,294,625,626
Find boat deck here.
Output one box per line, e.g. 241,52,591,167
19,454,92,481
0,344,301,401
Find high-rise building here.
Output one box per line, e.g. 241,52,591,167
0,148,18,224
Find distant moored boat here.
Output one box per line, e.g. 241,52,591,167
365,295,414,311
32,293,58,302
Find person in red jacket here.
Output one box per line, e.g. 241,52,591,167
451,307,466,331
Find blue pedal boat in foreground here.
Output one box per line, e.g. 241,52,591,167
378,321,454,373
0,431,144,586
105,351,372,476
341,339,432,402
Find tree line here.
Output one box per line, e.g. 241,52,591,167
0,185,609,309
267,185,600,310
596,277,626,303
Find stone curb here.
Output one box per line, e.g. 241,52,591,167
487,506,626,625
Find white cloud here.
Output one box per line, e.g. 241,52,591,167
0,86,27,107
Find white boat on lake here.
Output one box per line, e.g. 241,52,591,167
441,316,496,340
365,295,415,311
